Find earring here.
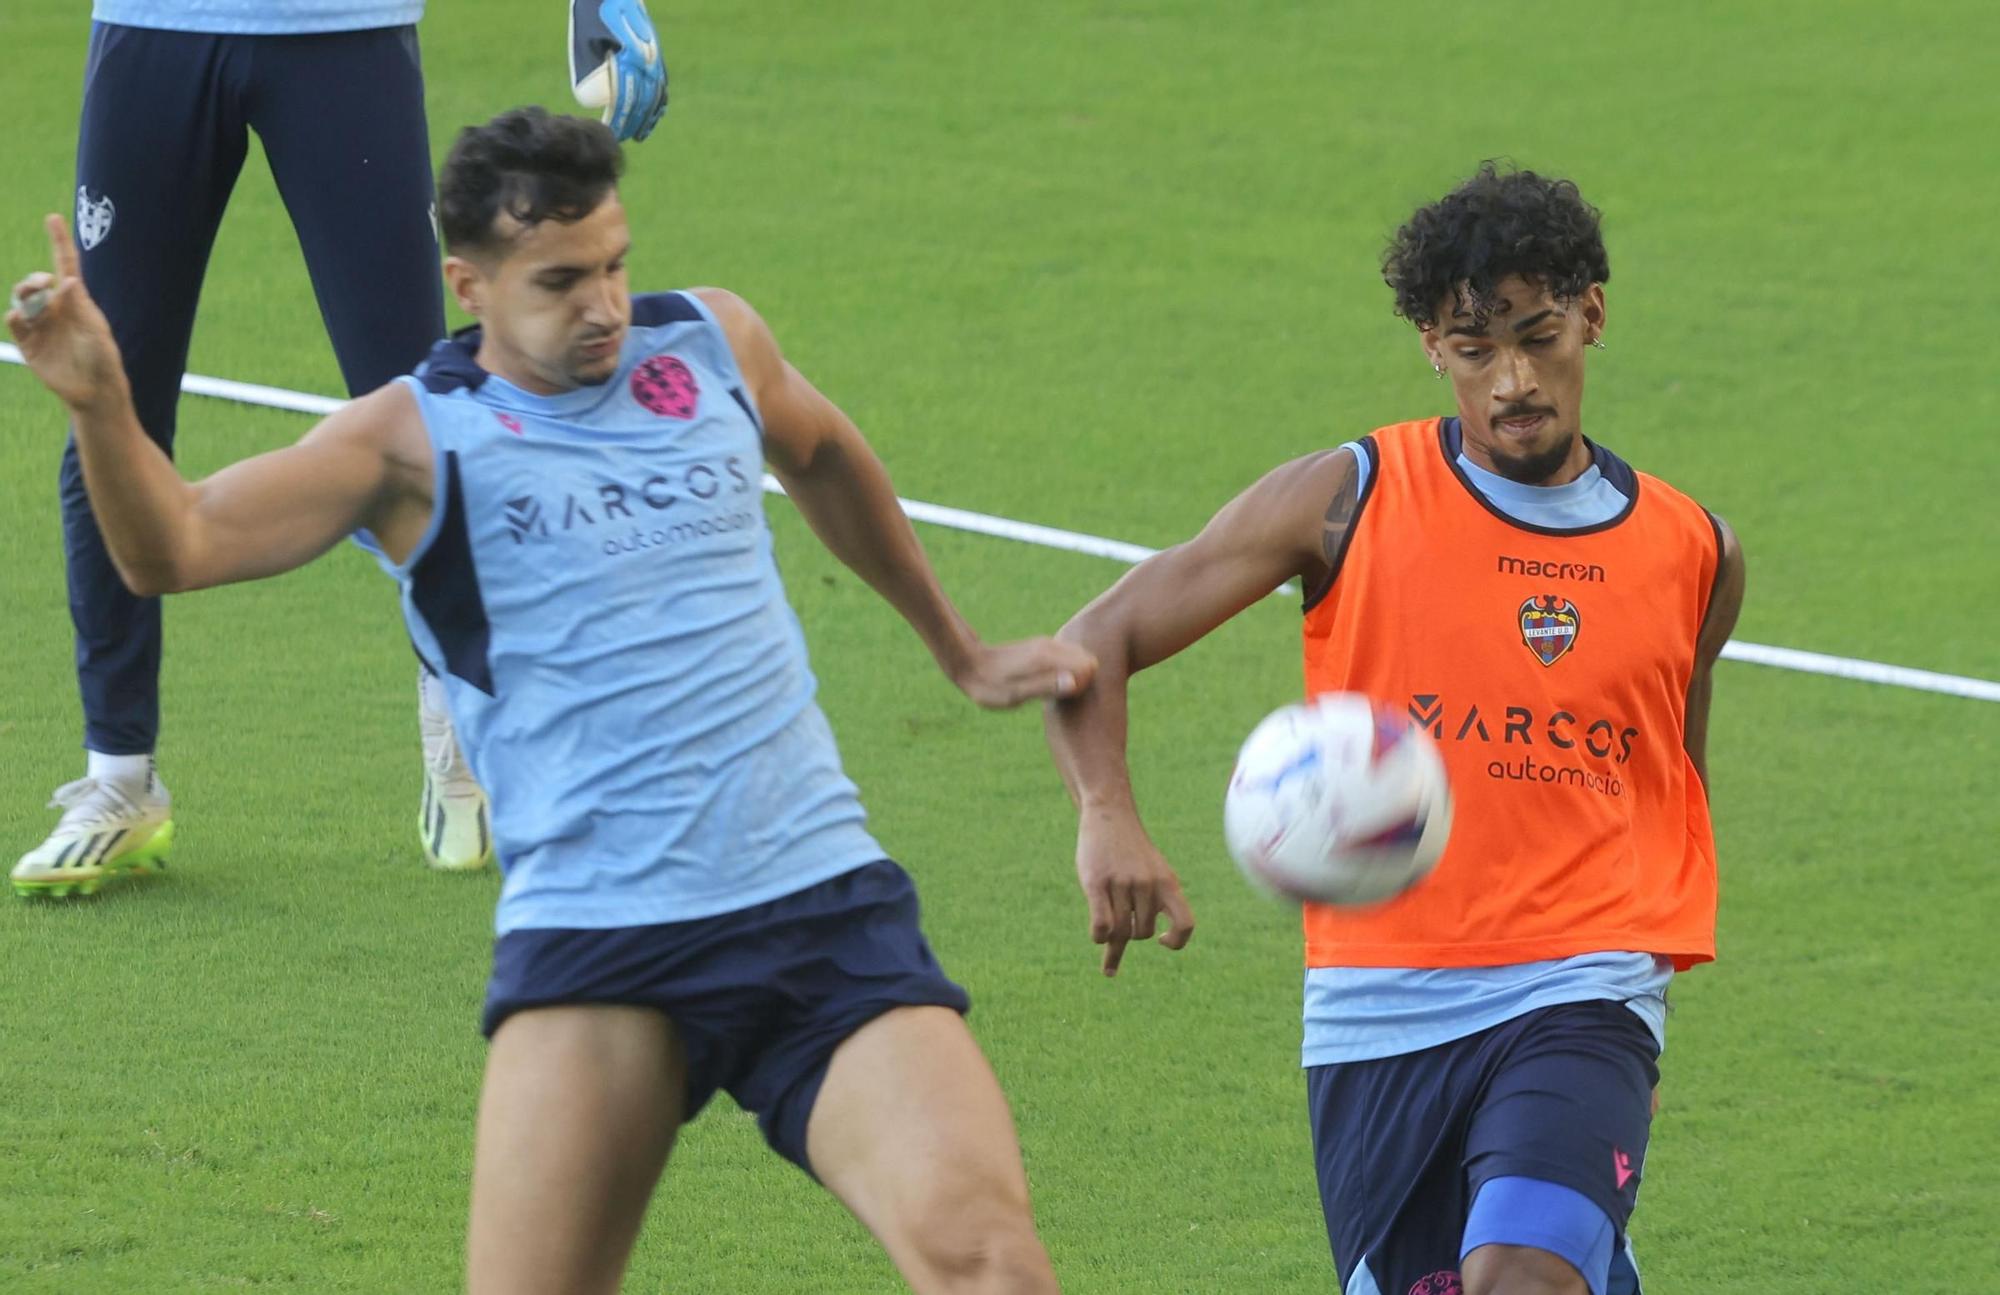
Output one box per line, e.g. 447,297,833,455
1432,362,1445,378
1590,336,1607,350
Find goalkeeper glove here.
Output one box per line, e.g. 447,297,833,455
570,0,668,142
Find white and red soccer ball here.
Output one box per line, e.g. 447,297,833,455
1223,693,1453,907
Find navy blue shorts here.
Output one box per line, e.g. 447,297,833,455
483,860,969,1173
1308,1000,1659,1295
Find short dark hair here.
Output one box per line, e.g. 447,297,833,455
437,107,624,256
1382,163,1610,330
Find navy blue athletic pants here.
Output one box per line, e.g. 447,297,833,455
62,22,446,754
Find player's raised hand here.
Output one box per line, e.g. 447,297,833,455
951,636,1097,709
570,0,668,142
7,214,125,412
1075,806,1195,977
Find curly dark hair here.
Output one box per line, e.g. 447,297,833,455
1382,163,1609,329
438,107,624,256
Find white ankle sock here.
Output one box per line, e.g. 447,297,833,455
87,751,153,788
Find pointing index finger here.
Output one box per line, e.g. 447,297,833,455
45,214,79,281
1101,929,1129,977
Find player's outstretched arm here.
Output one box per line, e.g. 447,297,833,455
1684,515,1746,787
8,215,424,596
1045,448,1358,975
696,287,1095,709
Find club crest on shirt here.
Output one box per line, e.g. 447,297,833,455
76,186,115,251
630,354,699,419
1518,594,1580,667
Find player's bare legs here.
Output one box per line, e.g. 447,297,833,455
1460,1243,1589,1295
466,1005,686,1295
809,1007,1058,1294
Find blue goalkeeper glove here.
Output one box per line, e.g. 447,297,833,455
570,0,668,142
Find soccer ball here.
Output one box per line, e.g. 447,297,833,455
1223,693,1453,906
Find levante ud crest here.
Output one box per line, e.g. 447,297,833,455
1518,594,1580,666
76,186,114,250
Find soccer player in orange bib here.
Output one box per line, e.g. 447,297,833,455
1044,165,1746,1295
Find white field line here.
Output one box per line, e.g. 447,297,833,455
756,470,1160,565
5,344,1996,704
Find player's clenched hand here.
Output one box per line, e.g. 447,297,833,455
1076,807,1195,977
952,637,1097,709
7,214,126,413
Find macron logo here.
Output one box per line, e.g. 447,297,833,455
1497,555,1606,583
1614,1147,1636,1191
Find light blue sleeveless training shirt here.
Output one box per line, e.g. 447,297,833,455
92,0,425,35
371,292,885,935
1302,434,1674,1067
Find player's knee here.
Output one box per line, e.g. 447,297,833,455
1460,1242,1590,1295
903,1192,1054,1293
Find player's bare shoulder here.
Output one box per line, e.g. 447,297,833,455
315,381,431,483
688,285,754,323
1305,446,1365,573
304,380,435,562
1710,510,1745,572
688,286,779,386
1176,447,1365,595
1263,445,1365,595
1697,511,1747,664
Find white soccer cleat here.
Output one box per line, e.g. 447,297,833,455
12,772,174,898
419,673,494,872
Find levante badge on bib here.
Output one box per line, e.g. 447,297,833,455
1518,594,1580,666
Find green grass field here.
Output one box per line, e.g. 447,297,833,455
3,1,1997,1289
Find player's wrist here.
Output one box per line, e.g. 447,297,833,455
1077,787,1141,817
65,369,134,421
934,629,983,690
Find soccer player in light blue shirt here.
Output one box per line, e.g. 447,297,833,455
10,108,1089,1293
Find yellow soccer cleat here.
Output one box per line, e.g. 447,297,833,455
13,773,174,898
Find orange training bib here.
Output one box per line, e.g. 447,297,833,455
1300,418,1722,971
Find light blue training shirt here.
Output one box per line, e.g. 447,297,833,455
368,292,886,935
92,0,425,35
1301,432,1674,1067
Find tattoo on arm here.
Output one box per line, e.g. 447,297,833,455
1319,453,1362,571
